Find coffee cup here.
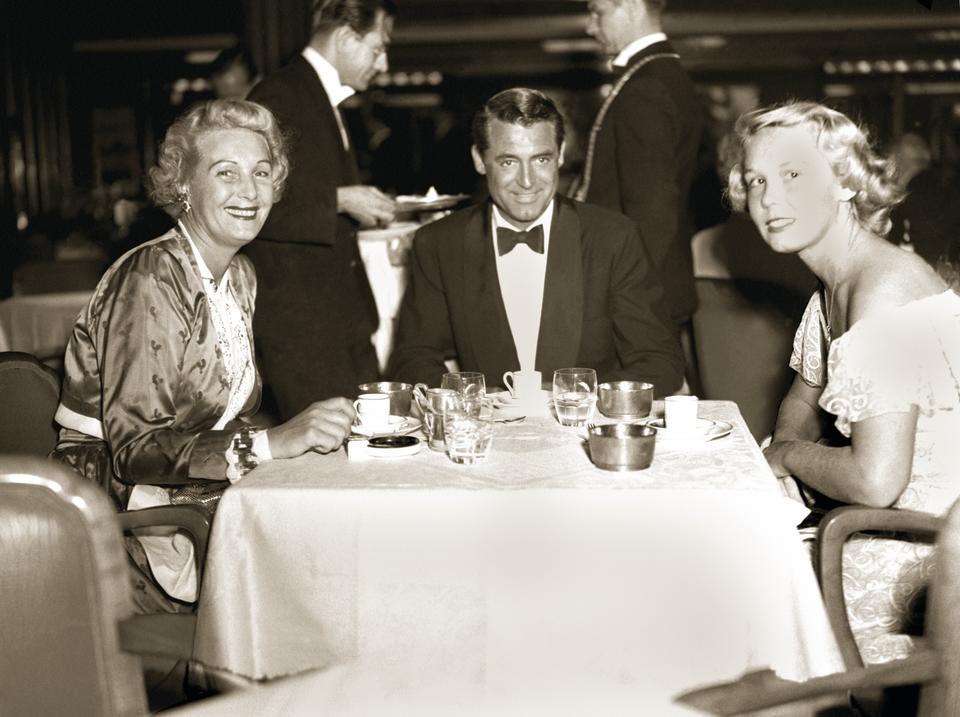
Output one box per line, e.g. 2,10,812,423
664,395,699,433
353,393,391,430
502,370,542,405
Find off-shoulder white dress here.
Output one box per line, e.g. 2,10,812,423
790,289,960,664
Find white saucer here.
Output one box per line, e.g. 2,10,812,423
351,416,422,438
641,418,733,442
489,390,553,418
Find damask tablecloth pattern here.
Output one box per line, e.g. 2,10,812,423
193,401,842,702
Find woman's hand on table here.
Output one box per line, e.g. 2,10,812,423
337,185,397,227
266,398,357,458
763,439,797,478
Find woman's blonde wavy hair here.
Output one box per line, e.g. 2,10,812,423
725,101,904,237
148,99,289,216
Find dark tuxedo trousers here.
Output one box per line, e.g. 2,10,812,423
583,41,703,326
388,197,684,396
246,57,379,418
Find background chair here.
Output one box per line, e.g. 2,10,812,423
0,352,224,706
690,219,815,440
0,351,61,455
0,456,210,717
11,258,106,296
675,500,960,717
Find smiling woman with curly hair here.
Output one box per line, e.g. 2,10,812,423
727,100,960,665
51,100,357,614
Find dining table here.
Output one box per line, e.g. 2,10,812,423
0,290,91,361
191,400,843,713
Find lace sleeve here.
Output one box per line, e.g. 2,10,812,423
819,319,915,437
788,292,827,387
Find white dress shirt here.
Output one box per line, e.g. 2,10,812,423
612,31,668,68
302,46,355,149
491,200,554,372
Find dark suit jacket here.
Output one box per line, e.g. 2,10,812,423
388,196,684,396
245,56,379,415
584,40,703,325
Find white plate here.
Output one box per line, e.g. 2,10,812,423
489,390,553,418
641,418,733,442
351,416,422,438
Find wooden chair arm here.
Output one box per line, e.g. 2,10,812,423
674,649,939,716
816,506,941,671
117,504,211,575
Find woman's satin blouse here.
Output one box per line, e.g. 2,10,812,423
57,228,262,488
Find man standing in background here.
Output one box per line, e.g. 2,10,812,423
247,0,397,418
577,0,702,359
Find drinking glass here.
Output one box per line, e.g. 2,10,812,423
443,399,494,465
552,368,598,427
441,371,486,399
415,387,461,451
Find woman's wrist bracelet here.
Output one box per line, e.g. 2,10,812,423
225,427,271,483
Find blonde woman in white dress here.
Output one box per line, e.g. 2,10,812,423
726,101,960,665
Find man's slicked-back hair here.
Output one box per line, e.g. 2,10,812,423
471,87,566,154
312,0,396,38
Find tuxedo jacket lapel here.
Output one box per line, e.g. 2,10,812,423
463,204,519,374
536,199,583,371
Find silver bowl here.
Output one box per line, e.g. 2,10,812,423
587,423,656,471
358,381,413,416
597,381,654,419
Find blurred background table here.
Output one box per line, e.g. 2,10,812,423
0,291,91,362
356,222,420,372
193,401,842,704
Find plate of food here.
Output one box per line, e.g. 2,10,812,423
640,418,733,442
395,187,469,213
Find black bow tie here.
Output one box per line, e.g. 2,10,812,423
496,225,545,256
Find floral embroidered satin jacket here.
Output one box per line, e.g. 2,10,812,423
56,229,261,492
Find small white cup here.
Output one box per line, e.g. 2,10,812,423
353,393,391,430
503,370,542,405
664,395,699,433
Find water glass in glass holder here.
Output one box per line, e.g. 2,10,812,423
443,398,494,465
552,368,598,427
441,371,486,399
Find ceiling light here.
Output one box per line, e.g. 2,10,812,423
185,50,220,65
541,39,601,54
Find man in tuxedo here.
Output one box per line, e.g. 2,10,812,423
578,0,702,331
388,88,683,395
246,0,396,419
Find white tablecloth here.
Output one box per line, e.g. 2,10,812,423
0,291,90,359
193,401,842,707
176,662,706,717
356,224,418,372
